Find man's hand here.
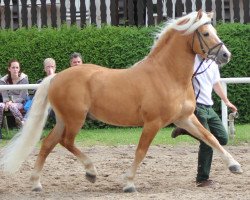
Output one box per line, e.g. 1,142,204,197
226,101,237,113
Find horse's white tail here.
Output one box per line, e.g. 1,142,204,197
0,74,56,173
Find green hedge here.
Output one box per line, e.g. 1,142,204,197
0,25,154,82
213,23,250,124
0,23,249,127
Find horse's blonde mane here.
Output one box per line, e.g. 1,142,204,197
152,11,212,50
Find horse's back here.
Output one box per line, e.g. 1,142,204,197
48,64,144,126
48,62,195,127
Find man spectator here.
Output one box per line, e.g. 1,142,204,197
70,52,83,67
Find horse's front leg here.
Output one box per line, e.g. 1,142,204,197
175,114,242,174
123,120,161,193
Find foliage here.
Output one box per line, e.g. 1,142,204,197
213,23,250,124
0,23,249,128
0,25,154,83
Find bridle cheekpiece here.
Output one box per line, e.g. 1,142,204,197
192,22,224,62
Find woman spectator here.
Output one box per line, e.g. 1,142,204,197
23,58,56,122
0,59,29,138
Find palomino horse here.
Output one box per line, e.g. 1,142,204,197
0,11,242,192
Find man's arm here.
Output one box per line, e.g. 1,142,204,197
213,81,237,112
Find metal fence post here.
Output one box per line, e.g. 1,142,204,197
221,81,228,133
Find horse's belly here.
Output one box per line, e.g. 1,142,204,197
89,104,143,127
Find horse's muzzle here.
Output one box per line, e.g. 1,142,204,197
214,50,231,66
218,50,231,63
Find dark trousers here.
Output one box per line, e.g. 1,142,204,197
195,104,228,182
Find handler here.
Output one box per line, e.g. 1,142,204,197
171,55,237,187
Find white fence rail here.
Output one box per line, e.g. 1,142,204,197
0,77,249,133
0,84,39,90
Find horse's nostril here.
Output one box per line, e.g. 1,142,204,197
223,53,228,58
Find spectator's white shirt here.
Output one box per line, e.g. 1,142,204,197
192,55,220,106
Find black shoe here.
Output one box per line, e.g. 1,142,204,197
171,127,190,138
196,179,215,187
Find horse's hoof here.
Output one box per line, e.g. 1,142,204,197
32,187,42,192
229,165,243,174
86,172,97,183
123,186,137,193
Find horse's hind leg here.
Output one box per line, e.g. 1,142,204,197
30,120,64,191
60,123,98,183
123,120,161,192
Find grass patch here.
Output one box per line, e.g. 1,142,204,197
74,127,199,146
1,124,249,147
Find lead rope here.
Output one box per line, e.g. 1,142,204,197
192,59,213,100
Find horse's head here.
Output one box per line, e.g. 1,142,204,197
151,10,231,65
191,10,231,65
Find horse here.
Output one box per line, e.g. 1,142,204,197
0,10,242,193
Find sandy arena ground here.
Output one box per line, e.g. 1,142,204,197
0,144,249,200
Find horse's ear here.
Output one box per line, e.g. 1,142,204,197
207,12,214,19
196,9,203,20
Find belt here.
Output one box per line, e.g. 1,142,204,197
196,103,212,108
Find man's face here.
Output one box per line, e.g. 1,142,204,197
70,57,83,67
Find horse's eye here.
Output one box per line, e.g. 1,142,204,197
203,32,209,37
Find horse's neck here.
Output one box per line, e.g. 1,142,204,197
148,30,195,83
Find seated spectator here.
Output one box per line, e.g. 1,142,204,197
24,58,56,121
0,59,29,138
37,57,56,83
70,52,84,67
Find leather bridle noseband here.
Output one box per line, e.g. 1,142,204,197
192,22,224,62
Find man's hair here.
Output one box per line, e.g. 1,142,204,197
70,52,84,62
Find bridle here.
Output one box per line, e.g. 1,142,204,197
191,22,224,62
191,22,222,100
